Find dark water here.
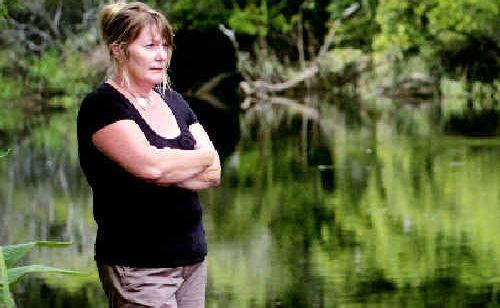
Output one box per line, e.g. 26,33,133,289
0,87,499,307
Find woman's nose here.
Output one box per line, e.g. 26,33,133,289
157,46,167,61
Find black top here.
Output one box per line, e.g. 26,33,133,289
77,83,207,267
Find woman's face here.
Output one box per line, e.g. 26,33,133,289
122,25,168,87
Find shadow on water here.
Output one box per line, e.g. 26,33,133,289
445,108,499,136
169,29,237,94
14,276,106,308
186,88,241,159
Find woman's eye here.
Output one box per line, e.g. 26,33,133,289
144,43,167,51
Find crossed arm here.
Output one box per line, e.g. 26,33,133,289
176,123,221,190
92,120,220,190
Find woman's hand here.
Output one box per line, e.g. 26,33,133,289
176,123,221,190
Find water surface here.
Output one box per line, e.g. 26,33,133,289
1,90,499,307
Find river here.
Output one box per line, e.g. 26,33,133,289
1,83,499,307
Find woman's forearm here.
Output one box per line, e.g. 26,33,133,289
176,149,221,190
177,165,220,190
92,120,216,184
148,147,214,185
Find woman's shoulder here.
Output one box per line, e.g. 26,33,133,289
77,83,133,135
81,83,120,106
159,87,184,102
78,83,131,124
157,88,191,109
79,83,132,118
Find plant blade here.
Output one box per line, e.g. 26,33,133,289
3,241,72,268
2,242,36,269
0,149,11,158
35,241,72,248
0,246,15,308
7,265,82,286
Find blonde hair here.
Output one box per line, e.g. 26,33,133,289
99,1,174,92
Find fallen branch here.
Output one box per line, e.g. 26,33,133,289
218,25,253,84
185,72,233,109
195,72,233,94
220,3,360,96
245,96,319,120
268,97,319,119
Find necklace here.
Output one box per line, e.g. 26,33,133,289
135,96,151,110
107,78,153,110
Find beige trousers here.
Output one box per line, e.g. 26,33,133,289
97,261,207,308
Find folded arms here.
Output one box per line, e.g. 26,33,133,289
92,120,220,191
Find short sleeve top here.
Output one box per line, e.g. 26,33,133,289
77,82,207,268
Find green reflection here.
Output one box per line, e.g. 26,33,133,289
204,98,500,306
0,89,498,306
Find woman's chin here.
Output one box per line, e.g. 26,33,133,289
150,75,164,85
142,77,163,86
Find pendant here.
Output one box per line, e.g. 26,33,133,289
137,97,149,109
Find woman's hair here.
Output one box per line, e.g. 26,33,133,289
99,1,174,90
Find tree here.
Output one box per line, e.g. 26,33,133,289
328,0,379,51
428,0,500,84
373,0,499,92
0,0,100,54
374,0,436,54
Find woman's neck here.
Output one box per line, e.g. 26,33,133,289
110,74,153,98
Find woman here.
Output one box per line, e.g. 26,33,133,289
77,2,220,307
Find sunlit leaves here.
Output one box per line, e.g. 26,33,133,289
428,0,499,41
3,241,71,269
374,0,499,53
374,0,435,53
229,4,269,36
0,241,80,306
7,265,80,286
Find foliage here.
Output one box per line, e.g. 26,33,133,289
427,0,499,40
374,0,500,82
0,241,80,307
374,0,435,54
0,149,11,158
0,0,498,107
328,0,379,50
0,0,102,105
0,0,24,25
0,51,23,102
0,0,99,53
155,0,228,31
227,0,332,53
440,78,499,124
229,3,269,37
27,48,97,97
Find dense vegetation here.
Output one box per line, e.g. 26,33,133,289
0,1,498,306
0,0,498,102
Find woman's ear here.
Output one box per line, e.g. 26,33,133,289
111,43,123,60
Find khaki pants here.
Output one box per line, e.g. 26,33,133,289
97,261,207,308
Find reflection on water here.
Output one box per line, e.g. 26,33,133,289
0,90,499,307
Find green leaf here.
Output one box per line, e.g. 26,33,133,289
35,241,72,248
0,292,16,308
0,148,11,158
3,241,72,268
0,246,14,307
2,243,36,269
7,265,82,286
